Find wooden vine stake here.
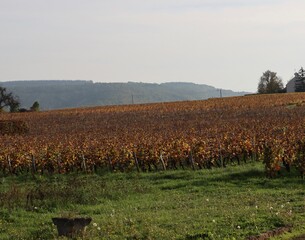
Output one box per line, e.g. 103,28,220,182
7,156,12,174
31,154,36,174
189,151,196,170
160,152,167,171
133,152,140,173
57,158,61,174
107,156,113,172
81,154,87,173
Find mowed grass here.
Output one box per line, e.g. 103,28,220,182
0,163,304,240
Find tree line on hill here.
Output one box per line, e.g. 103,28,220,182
0,81,248,110
2,69,303,112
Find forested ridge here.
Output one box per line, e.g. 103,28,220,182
0,80,248,110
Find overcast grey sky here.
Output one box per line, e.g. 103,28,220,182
1,0,305,92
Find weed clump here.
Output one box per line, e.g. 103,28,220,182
0,120,29,135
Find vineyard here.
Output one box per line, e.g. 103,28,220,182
1,93,305,177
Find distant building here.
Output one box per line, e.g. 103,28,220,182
286,68,305,92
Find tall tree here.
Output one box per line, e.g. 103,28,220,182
257,70,284,94
0,86,20,112
30,101,40,112
295,67,305,92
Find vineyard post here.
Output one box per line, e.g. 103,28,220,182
57,158,61,174
189,151,196,170
107,156,113,172
7,155,12,174
133,152,140,173
252,137,257,161
31,154,36,174
160,152,167,171
219,143,224,168
81,154,87,173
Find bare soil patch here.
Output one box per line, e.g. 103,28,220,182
246,225,292,240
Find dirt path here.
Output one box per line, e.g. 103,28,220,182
247,225,305,240
247,226,292,240
291,234,305,240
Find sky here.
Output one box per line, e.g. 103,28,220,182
1,0,305,92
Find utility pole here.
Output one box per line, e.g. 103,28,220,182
218,89,222,98
131,94,134,104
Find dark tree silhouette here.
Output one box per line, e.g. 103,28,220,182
30,101,40,112
257,70,284,94
0,86,20,112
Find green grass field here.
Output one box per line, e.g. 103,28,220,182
0,163,304,240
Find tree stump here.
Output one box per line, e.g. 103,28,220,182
52,217,92,238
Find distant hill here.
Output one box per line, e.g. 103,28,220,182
0,80,249,110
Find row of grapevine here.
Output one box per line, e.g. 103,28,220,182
0,93,305,177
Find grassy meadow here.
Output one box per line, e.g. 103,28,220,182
0,162,304,240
